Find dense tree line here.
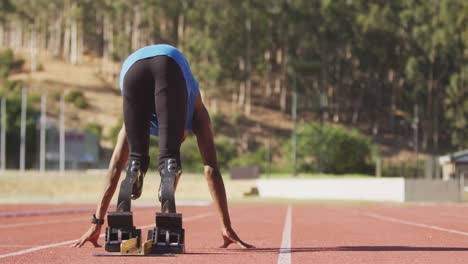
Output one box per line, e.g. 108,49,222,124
0,50,39,168
0,0,467,155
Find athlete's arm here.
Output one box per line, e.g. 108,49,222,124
192,94,254,249
73,124,129,248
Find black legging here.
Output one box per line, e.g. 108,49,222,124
122,55,187,172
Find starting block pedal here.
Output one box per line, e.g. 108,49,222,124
148,213,185,254
105,212,141,252
119,238,153,255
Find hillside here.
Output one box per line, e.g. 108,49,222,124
8,51,295,151
10,51,122,148
8,50,426,165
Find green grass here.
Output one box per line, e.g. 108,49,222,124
0,170,256,204
0,170,391,205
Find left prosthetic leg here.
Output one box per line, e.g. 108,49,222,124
104,160,143,253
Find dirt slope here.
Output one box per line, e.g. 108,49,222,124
10,51,122,148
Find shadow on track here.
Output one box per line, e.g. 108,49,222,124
93,246,468,257
228,246,468,253
93,252,226,257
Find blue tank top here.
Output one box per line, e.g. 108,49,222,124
119,44,199,136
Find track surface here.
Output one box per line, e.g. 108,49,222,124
1,203,468,263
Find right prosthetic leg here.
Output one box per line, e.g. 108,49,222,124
104,160,143,252
148,159,185,254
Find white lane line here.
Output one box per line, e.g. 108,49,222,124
0,211,214,259
0,245,86,248
278,205,292,264
364,212,468,237
0,239,78,259
0,217,83,229
0,208,92,218
0,245,55,248
0,202,210,219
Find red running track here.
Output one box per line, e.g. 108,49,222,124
1,203,468,264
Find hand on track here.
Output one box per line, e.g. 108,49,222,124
72,224,102,248
220,227,255,249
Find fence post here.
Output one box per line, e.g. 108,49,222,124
59,93,65,175
20,87,27,175
1,98,5,173
40,94,46,174
375,156,381,178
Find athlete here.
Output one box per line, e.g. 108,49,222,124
73,44,253,249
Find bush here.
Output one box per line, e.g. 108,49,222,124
74,96,88,108
230,113,242,126
65,89,88,109
0,49,24,79
2,91,40,168
215,136,237,169
52,91,61,102
210,112,224,130
36,63,44,71
145,133,240,173
381,160,425,178
109,117,123,145
180,137,203,172
108,120,239,173
289,122,374,174
229,145,267,172
84,123,103,140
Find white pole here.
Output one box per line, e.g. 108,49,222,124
40,94,46,174
375,156,382,178
291,74,297,176
413,104,419,177
1,98,5,173
59,93,65,175
20,87,27,175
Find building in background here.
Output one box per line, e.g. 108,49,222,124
439,150,468,181
36,126,100,170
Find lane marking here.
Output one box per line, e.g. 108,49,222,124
0,211,214,259
0,202,210,218
0,245,74,248
0,208,92,218
278,205,292,264
0,245,86,248
364,212,468,237
0,245,56,248
0,217,83,229
0,239,78,259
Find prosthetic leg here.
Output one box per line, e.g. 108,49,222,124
104,160,143,253
148,159,185,254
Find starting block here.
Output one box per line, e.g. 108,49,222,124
148,213,185,254
104,212,141,252
101,158,185,256
103,213,185,256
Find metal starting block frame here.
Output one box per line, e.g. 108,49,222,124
104,212,141,252
105,213,185,256
101,159,185,256
148,213,185,254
